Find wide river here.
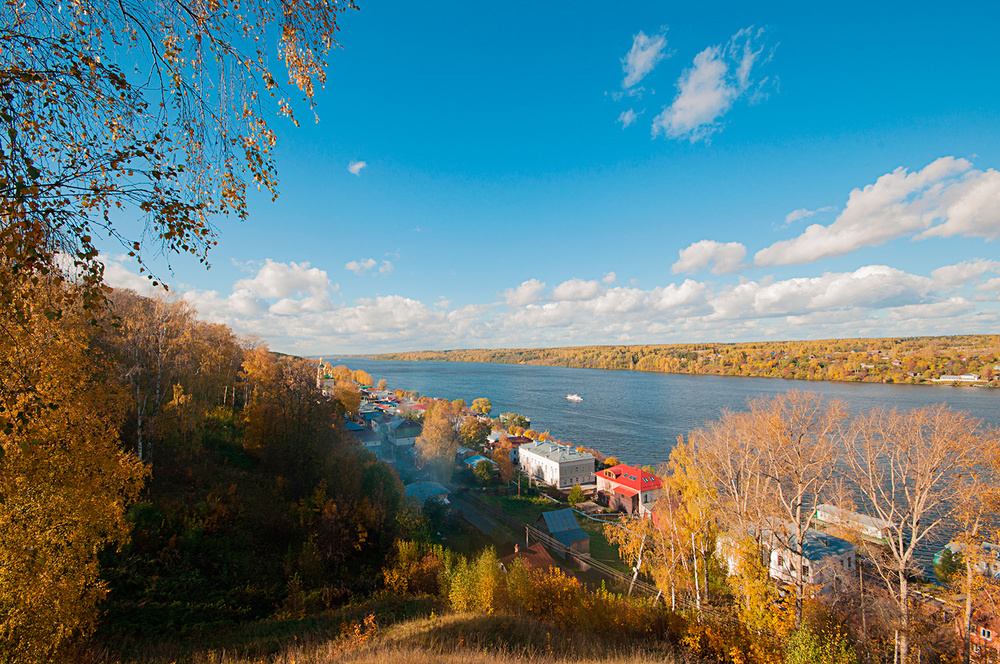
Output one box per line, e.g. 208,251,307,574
333,358,1000,466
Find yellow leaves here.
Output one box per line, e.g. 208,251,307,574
0,274,147,660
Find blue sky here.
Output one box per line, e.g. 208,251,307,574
104,0,1000,354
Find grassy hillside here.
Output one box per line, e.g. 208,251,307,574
94,604,684,664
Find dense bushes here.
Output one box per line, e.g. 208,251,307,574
383,543,684,641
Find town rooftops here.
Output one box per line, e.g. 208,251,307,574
519,441,595,464
344,421,365,432
541,509,589,548
506,435,533,446
595,464,663,492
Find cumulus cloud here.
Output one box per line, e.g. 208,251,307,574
346,258,377,274
622,31,668,89
553,278,602,301
652,27,772,142
930,259,1000,288
672,240,747,274
234,259,333,298
504,279,546,306
104,255,1000,355
348,160,367,175
379,260,394,274
755,157,1000,266
100,254,156,295
618,109,639,128
602,271,617,284
708,265,934,321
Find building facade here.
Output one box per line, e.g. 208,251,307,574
518,441,595,489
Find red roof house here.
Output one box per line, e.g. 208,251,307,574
594,464,663,517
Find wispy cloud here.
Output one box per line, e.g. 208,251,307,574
379,260,394,274
617,108,640,129
652,27,773,142
622,31,668,89
783,206,834,227
348,160,367,176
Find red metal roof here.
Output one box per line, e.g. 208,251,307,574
593,464,663,492
613,485,638,497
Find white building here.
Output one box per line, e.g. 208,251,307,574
719,525,857,593
517,441,595,489
769,529,857,588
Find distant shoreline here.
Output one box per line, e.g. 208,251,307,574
345,334,1000,388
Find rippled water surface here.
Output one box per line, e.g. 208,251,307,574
333,358,1000,465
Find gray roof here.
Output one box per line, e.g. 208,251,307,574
405,481,450,503
542,509,589,547
790,528,855,562
465,455,496,468
519,441,595,464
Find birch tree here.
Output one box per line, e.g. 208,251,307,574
843,405,986,664
753,391,847,626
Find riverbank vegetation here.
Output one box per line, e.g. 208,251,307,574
368,335,1000,384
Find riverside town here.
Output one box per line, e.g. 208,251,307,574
4,1,1000,662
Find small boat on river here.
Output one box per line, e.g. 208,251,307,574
566,394,583,402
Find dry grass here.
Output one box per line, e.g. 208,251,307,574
92,610,687,664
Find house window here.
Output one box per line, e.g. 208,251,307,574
982,628,993,641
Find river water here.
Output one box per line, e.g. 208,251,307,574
332,358,1000,466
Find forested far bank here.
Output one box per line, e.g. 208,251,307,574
366,335,1000,385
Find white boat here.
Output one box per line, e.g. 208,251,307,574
566,394,583,402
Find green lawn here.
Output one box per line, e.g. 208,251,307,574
477,493,561,524
476,492,627,573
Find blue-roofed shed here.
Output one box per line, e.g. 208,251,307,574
345,421,365,432
538,509,590,556
405,481,450,505
464,454,497,469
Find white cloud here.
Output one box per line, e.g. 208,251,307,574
886,297,974,321
234,259,333,298
504,279,546,306
755,157,1000,266
652,27,771,142
930,259,1000,288
348,160,367,175
708,265,934,321
917,167,1000,240
101,255,156,295
672,240,747,274
553,278,602,301
345,258,377,274
622,31,668,89
103,255,1000,355
783,206,834,227
617,108,639,129
602,271,617,284
379,260,394,274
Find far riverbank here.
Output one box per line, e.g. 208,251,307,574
362,335,1000,388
